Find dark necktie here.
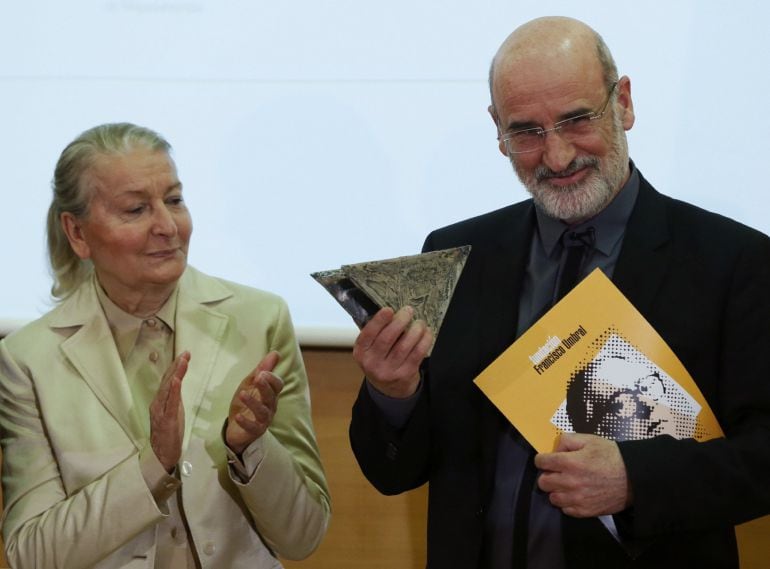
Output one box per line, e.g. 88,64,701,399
512,227,596,569
555,228,596,302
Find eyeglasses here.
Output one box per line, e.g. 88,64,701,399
501,81,618,155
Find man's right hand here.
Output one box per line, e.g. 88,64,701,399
352,307,433,399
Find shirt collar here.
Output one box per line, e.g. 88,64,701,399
95,276,179,360
536,161,640,257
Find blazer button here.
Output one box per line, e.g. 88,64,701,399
203,542,216,556
181,461,193,477
386,442,398,460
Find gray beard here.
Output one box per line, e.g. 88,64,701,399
511,118,629,223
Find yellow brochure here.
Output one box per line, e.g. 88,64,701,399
474,269,723,452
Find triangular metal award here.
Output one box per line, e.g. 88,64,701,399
311,246,471,347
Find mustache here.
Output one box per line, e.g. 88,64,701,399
534,155,600,183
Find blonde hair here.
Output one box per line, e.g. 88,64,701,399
47,123,172,299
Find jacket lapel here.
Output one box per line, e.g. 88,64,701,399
612,175,672,314
478,202,536,363
174,267,232,450
477,203,536,504
53,279,145,448
52,268,235,453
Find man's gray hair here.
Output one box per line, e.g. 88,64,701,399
47,122,172,300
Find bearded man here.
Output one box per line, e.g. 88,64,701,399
348,16,770,569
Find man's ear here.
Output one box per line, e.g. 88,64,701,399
488,105,508,157
616,75,635,131
61,212,91,260
488,104,498,126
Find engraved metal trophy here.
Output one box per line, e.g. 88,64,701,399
311,246,471,349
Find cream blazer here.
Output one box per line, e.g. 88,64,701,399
0,267,330,569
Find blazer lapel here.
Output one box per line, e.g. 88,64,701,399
478,202,536,363
174,268,232,450
53,280,145,448
612,176,672,315
477,203,536,503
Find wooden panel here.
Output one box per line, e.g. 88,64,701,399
283,348,427,569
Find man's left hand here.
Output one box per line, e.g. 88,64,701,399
534,433,633,518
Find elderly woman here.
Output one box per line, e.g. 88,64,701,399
0,123,330,568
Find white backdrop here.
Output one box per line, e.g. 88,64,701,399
1,1,768,345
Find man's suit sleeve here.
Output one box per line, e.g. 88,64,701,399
350,374,432,495
348,233,441,496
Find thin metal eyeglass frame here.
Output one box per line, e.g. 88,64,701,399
501,81,619,155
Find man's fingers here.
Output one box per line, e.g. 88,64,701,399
380,307,417,352
554,432,589,452
354,307,395,354
534,450,564,472
403,321,433,368
355,306,415,362
380,319,430,372
536,470,577,493
352,307,431,398
535,436,630,517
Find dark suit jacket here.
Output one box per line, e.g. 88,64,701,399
350,173,770,568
